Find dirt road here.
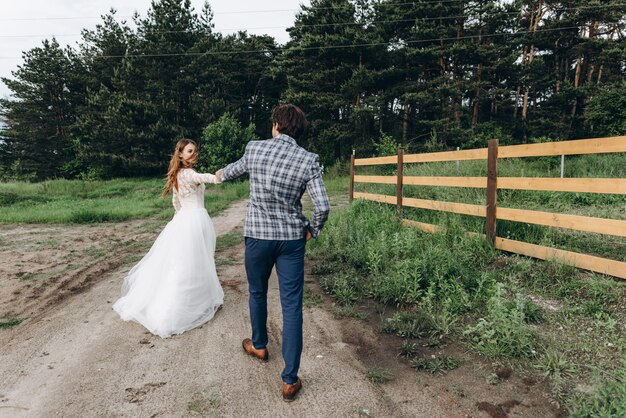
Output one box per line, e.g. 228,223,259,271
0,201,449,417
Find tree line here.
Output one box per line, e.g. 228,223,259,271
1,0,625,180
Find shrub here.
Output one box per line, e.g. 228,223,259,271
198,113,258,173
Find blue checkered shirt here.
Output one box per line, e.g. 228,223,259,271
220,134,330,240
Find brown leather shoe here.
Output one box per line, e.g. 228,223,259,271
242,338,269,362
282,378,302,402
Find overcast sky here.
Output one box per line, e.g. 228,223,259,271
0,0,311,98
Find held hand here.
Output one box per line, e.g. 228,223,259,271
306,231,312,241
215,169,222,183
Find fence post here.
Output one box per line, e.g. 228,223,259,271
349,150,355,203
397,147,404,216
486,139,499,246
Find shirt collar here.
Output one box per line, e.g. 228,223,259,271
274,133,297,145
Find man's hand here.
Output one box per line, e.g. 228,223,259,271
306,231,312,241
215,169,222,183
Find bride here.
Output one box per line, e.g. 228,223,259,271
113,139,224,338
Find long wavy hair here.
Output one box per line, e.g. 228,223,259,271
162,138,198,198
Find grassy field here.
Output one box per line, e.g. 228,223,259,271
0,178,249,224
309,154,625,416
308,200,625,416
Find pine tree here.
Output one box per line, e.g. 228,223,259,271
0,39,85,179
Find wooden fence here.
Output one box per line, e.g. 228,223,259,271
349,136,626,280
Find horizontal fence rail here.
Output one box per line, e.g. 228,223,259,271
402,220,626,279
355,175,626,194
350,136,626,280
354,135,626,165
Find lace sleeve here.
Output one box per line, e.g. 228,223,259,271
172,187,181,212
181,169,217,185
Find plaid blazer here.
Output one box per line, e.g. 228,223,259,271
220,134,330,240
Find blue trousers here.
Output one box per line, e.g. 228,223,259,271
244,237,306,384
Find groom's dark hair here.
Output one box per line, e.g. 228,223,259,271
272,104,308,139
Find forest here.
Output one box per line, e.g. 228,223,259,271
1,0,625,180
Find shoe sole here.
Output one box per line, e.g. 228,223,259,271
243,351,269,362
282,391,300,402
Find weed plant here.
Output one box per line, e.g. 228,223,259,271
411,355,461,374
366,366,394,384
463,283,538,358
535,351,578,402
568,365,626,417
398,340,418,358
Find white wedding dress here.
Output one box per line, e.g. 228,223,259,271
113,168,224,338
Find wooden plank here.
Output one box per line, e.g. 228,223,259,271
356,136,626,167
495,237,626,280
401,219,441,234
486,139,499,245
403,148,488,163
353,192,396,205
349,154,355,202
498,177,626,194
402,219,626,280
499,136,626,158
354,155,397,166
397,148,404,216
403,176,486,188
403,197,487,217
402,176,626,194
354,175,397,184
497,207,626,237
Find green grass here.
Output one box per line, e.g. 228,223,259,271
318,162,624,411
308,198,625,411
411,355,461,375
381,311,437,339
462,283,538,358
366,366,394,384
333,305,368,320
303,285,324,307
568,366,626,417
398,340,418,358
0,178,249,224
215,230,244,252
0,313,25,329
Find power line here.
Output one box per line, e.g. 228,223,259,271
0,1,439,22
0,25,586,60
2,3,625,40
0,19,424,39
2,0,624,23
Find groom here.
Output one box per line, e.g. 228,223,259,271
216,104,330,401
